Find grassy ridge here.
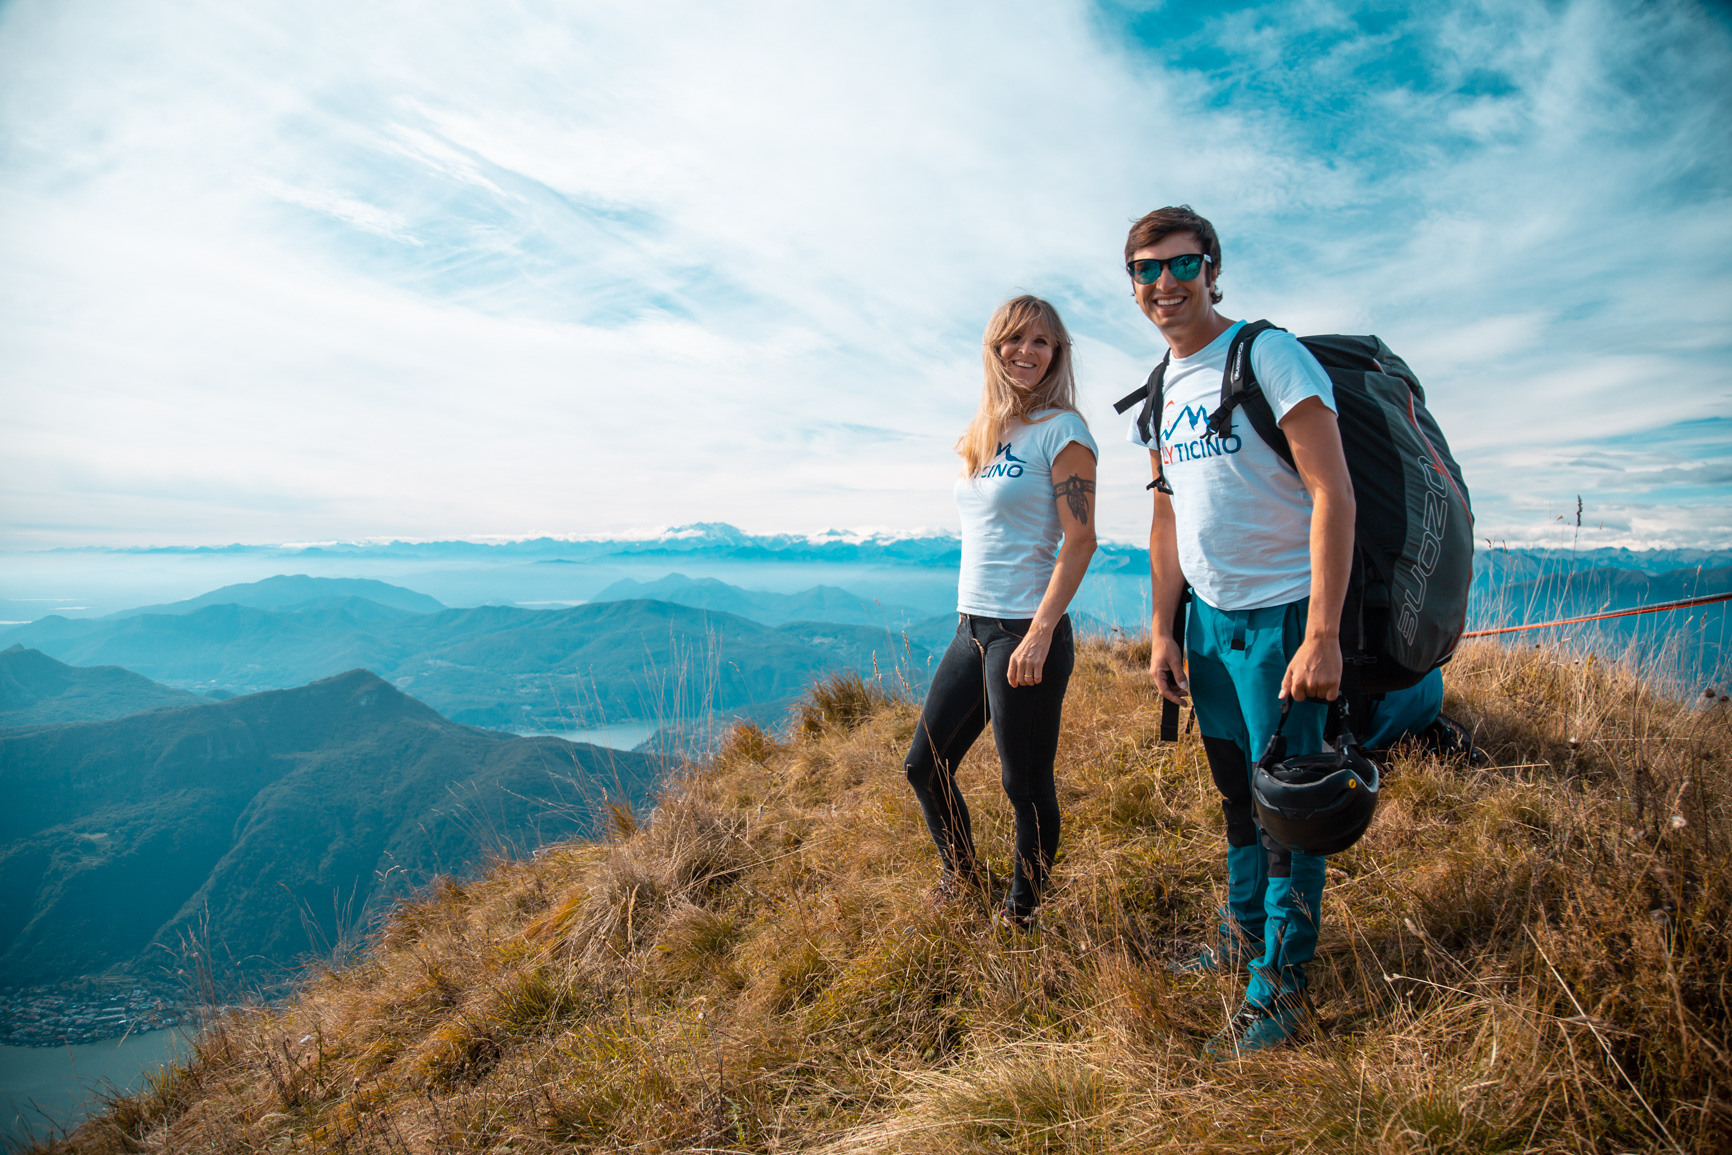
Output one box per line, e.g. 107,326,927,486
43,639,1732,1153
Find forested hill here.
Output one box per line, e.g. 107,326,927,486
0,645,204,728
0,671,659,995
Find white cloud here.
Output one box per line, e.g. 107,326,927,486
0,0,1728,550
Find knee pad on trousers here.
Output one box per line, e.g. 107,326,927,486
1202,735,1258,849
1261,827,1292,879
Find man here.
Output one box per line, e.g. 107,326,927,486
1124,205,1354,1055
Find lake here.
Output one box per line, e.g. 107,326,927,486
514,720,661,750
0,1031,189,1150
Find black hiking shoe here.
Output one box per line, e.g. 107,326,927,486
1421,712,1487,765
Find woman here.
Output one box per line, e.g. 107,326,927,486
904,294,1098,929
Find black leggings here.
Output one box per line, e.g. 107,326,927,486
903,614,1075,916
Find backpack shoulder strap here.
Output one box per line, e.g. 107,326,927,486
1207,320,1294,470
1114,351,1173,493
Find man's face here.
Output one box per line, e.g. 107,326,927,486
1129,231,1216,338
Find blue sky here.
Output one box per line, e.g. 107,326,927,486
2,0,1728,550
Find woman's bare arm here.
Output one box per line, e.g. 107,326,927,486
1006,440,1098,687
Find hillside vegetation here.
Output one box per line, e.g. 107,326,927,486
0,671,659,992
43,638,1731,1153
0,646,203,728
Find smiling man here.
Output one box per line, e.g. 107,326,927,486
1124,205,1355,1056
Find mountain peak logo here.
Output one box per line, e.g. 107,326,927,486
1160,401,1242,466
980,441,1027,479
1161,404,1214,444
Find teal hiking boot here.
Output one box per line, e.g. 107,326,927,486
1203,1000,1307,1059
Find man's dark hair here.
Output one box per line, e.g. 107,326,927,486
1125,205,1224,304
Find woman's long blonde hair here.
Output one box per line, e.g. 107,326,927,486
956,295,1082,476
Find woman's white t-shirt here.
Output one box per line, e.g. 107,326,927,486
1125,320,1334,612
955,408,1098,618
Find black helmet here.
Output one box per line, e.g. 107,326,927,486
1253,725,1381,856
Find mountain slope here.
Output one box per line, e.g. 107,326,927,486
41,639,1732,1154
0,646,205,728
0,671,659,990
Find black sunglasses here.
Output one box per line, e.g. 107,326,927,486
1126,253,1211,285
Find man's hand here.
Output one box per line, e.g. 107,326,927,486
1148,635,1189,705
1281,634,1342,702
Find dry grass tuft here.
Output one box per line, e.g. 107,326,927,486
796,671,902,738
39,649,1732,1153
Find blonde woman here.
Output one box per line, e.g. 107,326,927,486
904,295,1098,929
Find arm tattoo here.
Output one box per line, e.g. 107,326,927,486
1053,474,1095,526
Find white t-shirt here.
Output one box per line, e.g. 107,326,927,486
1125,321,1334,612
955,408,1098,617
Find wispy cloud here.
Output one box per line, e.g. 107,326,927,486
1,0,1728,549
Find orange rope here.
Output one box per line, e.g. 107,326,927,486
1462,590,1732,638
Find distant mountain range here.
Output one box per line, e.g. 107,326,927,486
1488,563,1732,617
64,523,1732,573
108,573,446,618
587,572,932,629
1471,563,1730,688
0,670,660,992
83,523,971,567
0,581,936,732
0,646,206,728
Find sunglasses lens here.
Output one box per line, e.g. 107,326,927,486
1129,256,1205,283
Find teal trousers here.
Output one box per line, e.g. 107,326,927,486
1187,594,1329,1008
1361,667,1443,750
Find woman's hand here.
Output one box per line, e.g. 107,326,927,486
1006,624,1053,687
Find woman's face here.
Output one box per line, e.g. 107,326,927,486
997,317,1056,392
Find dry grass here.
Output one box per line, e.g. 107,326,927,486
41,638,1732,1153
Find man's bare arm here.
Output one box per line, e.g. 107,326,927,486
1146,450,1189,704
1280,396,1355,702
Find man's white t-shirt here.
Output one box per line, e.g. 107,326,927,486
1125,320,1334,612
956,408,1098,618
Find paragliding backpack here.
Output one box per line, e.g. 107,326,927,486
1115,321,1474,739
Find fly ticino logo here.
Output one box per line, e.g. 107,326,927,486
1161,401,1242,465
978,442,1027,479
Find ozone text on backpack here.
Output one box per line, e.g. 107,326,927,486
1116,320,1473,703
